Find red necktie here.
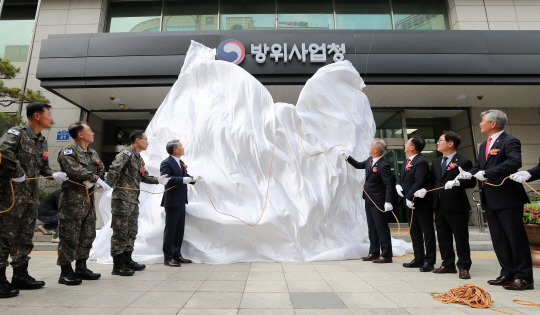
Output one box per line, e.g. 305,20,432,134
485,137,492,159
370,159,373,168
406,158,410,166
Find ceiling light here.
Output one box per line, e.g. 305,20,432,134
456,95,467,101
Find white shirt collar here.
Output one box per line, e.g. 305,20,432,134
371,156,383,165
488,130,504,149
407,154,418,162
171,155,181,164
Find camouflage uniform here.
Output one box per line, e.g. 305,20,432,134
57,144,105,266
0,126,53,268
107,146,158,256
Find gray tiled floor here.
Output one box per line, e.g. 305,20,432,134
1,252,540,314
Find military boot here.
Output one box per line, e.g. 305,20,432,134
58,264,82,285
124,251,145,271
0,267,18,298
11,263,45,290
75,259,101,280
111,254,134,276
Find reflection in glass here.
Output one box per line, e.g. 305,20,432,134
0,1,37,62
335,0,391,30
373,110,403,139
164,0,218,31
277,0,334,30
106,1,162,33
221,0,275,30
392,0,449,30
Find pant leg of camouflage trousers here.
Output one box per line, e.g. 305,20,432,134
0,203,36,268
110,199,138,256
57,203,96,266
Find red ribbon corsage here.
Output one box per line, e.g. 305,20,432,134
42,151,49,160
372,167,378,172
95,159,101,164
489,149,499,155
405,164,413,171
447,163,456,171
183,164,188,169
140,167,146,175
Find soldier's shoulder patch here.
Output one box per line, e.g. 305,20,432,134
63,149,74,155
7,129,20,136
123,150,132,157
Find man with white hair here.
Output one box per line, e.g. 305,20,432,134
343,139,394,263
458,109,532,290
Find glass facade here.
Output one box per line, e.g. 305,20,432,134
105,0,449,33
335,0,392,30
0,0,38,62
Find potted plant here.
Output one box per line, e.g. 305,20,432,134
524,203,540,267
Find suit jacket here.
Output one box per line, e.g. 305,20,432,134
347,156,394,208
528,158,540,182
160,155,192,208
428,153,476,213
398,154,431,209
469,132,529,210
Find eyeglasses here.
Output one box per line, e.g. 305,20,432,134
436,139,446,143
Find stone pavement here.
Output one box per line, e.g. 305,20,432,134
1,252,539,315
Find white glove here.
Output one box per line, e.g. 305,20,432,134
445,180,460,190
456,166,472,180
193,176,202,181
384,202,393,212
338,148,348,158
414,188,427,198
474,171,487,182
85,181,95,189
12,174,26,182
158,175,170,185
406,199,414,209
510,171,531,183
395,184,404,197
182,177,193,184
52,172,68,182
96,178,112,191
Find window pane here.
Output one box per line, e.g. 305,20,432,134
220,0,275,30
392,0,449,30
277,0,334,30
0,1,37,61
373,110,403,139
164,0,218,31
335,0,391,30
106,1,162,33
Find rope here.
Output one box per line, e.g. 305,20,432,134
431,283,515,315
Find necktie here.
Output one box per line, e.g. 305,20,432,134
370,159,373,168
441,156,448,177
485,137,492,159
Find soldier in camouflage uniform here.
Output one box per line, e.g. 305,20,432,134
56,121,111,286
0,103,68,298
106,130,169,276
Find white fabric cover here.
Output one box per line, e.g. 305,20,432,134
90,41,412,264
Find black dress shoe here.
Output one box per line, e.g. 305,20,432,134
372,257,392,263
419,263,434,272
361,254,380,262
432,266,457,274
503,278,534,290
403,259,423,268
487,275,513,286
459,269,471,279
174,256,192,264
164,259,181,267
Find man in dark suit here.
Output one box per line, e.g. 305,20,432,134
396,135,435,272
459,109,532,290
344,139,394,263
416,131,476,279
510,157,540,183
160,140,199,267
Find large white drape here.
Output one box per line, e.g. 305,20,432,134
90,41,412,264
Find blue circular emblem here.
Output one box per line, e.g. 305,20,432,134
217,39,245,64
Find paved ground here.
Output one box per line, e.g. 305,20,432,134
0,252,539,315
